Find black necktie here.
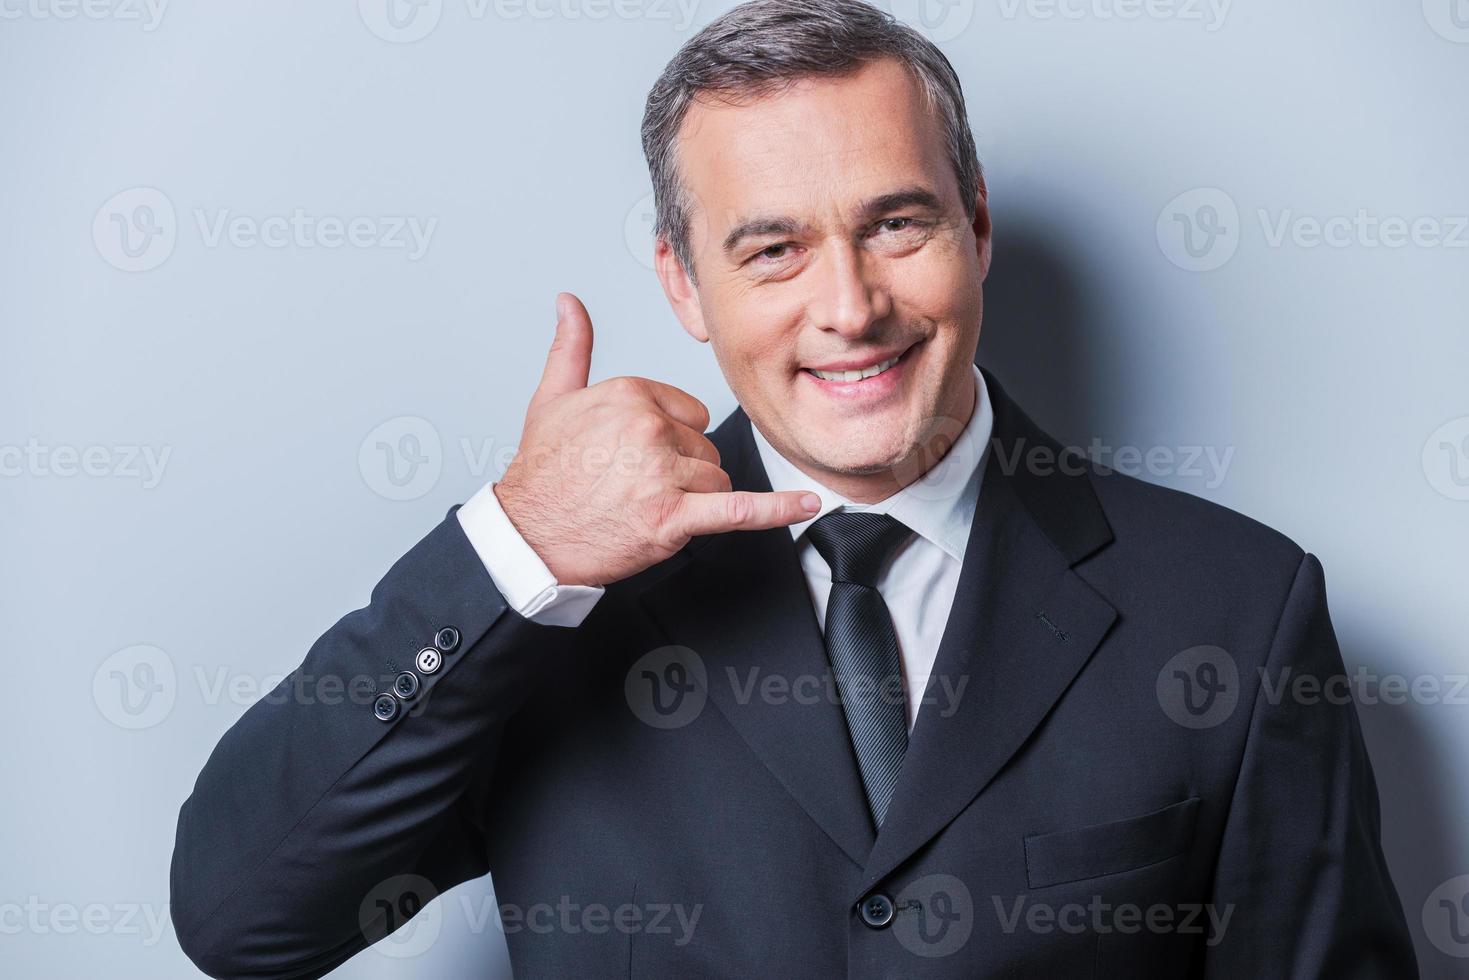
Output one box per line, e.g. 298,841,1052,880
804,511,913,828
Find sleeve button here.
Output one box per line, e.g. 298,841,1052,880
392,671,420,700
415,646,443,674
435,626,461,653
372,693,400,722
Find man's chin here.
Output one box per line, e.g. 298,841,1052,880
792,435,914,481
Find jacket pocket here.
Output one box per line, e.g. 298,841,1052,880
1024,796,1200,890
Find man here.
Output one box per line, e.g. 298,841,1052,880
170,1,1416,976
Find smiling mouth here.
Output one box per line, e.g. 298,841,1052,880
810,354,899,382
804,352,905,383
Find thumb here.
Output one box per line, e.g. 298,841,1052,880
532,292,594,408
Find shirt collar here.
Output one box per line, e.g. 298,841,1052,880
749,364,993,563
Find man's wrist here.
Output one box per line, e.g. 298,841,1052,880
456,482,603,627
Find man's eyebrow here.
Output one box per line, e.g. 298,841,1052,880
857,186,945,221
721,217,810,254
721,187,948,255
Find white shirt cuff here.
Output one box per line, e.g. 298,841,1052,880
456,482,605,628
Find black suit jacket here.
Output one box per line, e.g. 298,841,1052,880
171,368,1416,978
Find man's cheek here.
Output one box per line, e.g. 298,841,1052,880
904,246,975,301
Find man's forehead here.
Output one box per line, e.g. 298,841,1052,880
671,59,952,227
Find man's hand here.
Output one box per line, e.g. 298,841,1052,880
494,293,821,587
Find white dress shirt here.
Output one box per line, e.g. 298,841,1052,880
457,365,994,729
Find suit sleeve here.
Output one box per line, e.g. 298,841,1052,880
169,508,578,979
1203,553,1418,978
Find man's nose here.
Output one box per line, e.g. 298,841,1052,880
808,242,891,339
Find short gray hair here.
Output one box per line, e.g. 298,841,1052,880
640,0,983,281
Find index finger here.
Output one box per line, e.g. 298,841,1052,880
674,490,822,538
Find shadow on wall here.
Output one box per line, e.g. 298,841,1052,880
976,223,1104,451
977,221,1456,977
1350,634,1465,980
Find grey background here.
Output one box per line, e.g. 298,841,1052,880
3,0,1467,976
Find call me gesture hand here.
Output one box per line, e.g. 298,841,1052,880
494,293,822,587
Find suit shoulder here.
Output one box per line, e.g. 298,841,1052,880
1071,464,1314,676
1081,461,1306,581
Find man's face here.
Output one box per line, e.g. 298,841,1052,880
656,57,992,499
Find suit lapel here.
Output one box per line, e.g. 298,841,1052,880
856,369,1119,897
639,415,877,867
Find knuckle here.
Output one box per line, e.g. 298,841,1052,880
605,375,643,399
725,491,754,526
629,411,670,442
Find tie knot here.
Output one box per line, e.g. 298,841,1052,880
805,511,912,586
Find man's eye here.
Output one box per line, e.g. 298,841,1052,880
757,243,790,261
868,217,931,251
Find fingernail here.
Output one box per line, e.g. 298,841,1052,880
800,493,821,513
554,294,567,321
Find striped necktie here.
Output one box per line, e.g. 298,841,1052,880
804,511,913,827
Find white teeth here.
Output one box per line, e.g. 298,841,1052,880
811,355,900,383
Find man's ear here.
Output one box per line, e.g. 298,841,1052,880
654,237,710,343
971,175,993,283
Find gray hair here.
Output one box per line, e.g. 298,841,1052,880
640,0,983,281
